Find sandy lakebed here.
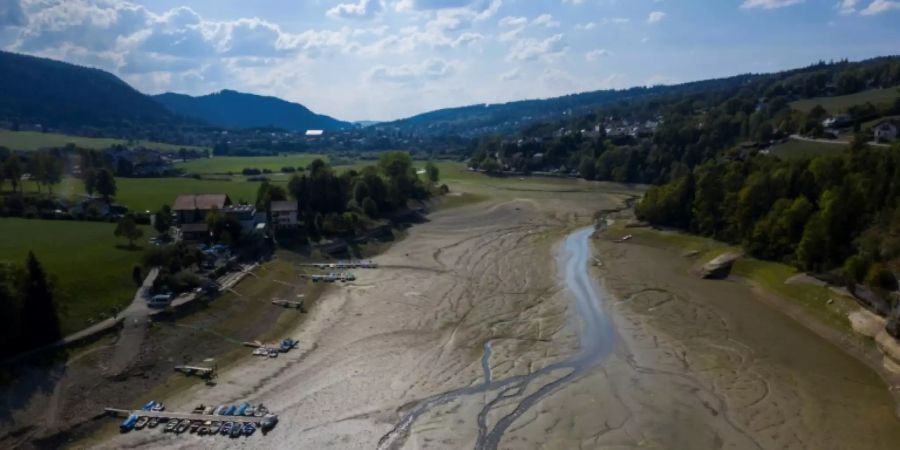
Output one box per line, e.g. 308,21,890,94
66,176,900,449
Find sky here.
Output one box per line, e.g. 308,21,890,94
0,1,899,122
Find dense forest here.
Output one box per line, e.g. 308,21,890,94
637,139,900,297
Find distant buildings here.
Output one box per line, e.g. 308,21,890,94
822,114,853,129
173,194,232,242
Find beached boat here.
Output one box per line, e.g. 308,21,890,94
242,422,256,436
260,414,278,431
175,419,190,434
134,416,149,430
148,417,160,428
151,402,165,412
221,422,233,435
236,402,250,416
164,419,178,432
230,423,243,438
210,421,222,434
189,421,200,433
119,414,138,433
141,401,156,411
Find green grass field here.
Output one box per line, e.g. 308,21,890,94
0,129,208,152
17,176,279,212
790,87,900,113
768,138,847,160
0,218,149,335
175,154,330,174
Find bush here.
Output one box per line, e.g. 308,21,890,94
281,166,296,173
242,168,262,176
865,263,899,291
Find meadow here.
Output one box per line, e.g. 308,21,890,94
768,138,847,160
0,130,208,152
790,87,900,113
175,154,330,174
18,176,280,212
0,218,148,335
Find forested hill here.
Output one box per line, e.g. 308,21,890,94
386,74,761,137
154,90,352,132
0,50,176,130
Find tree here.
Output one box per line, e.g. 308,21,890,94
95,168,117,203
153,205,172,236
19,252,61,348
115,214,144,248
425,161,440,184
362,197,379,218
3,155,23,193
83,169,98,196
37,152,64,194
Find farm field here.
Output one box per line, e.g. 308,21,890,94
19,176,281,212
175,154,330,174
0,129,208,152
0,218,148,335
790,87,900,113
769,138,847,160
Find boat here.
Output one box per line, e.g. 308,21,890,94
260,414,278,431
151,402,165,412
242,422,256,436
198,425,208,436
267,348,279,358
245,406,256,416
189,421,200,433
120,414,138,433
148,417,160,428
203,406,215,415
224,405,237,416
175,420,190,434
253,348,268,356
230,422,243,438
134,416,149,430
279,338,297,352
236,402,250,416
254,404,269,417
221,422,233,435
191,404,206,414
164,420,178,432
213,405,227,415
210,421,222,434
141,401,156,411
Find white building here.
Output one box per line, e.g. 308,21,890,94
873,120,898,142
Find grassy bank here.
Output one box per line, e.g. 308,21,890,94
769,138,847,160
621,226,856,333
0,218,148,335
0,130,208,152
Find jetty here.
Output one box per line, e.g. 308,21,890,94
105,408,263,424
301,260,377,270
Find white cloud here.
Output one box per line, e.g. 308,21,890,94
499,15,527,27
533,14,560,28
506,33,566,61
585,48,609,61
499,67,521,81
836,0,859,14
740,0,804,9
647,11,666,24
860,0,900,14
575,22,596,30
368,57,457,84
327,0,384,20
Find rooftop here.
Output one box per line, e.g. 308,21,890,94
173,194,231,211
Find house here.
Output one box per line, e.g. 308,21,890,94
873,120,898,142
223,204,258,234
173,194,232,224
822,114,852,129
270,201,299,228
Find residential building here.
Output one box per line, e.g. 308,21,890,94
173,194,232,224
270,201,299,228
873,120,898,142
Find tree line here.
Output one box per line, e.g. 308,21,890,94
0,252,61,359
636,138,900,294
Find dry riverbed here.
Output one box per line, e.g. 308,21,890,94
48,175,900,449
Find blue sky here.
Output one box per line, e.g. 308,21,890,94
0,0,899,121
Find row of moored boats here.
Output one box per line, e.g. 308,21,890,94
119,401,277,438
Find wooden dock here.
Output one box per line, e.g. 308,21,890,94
105,408,263,424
